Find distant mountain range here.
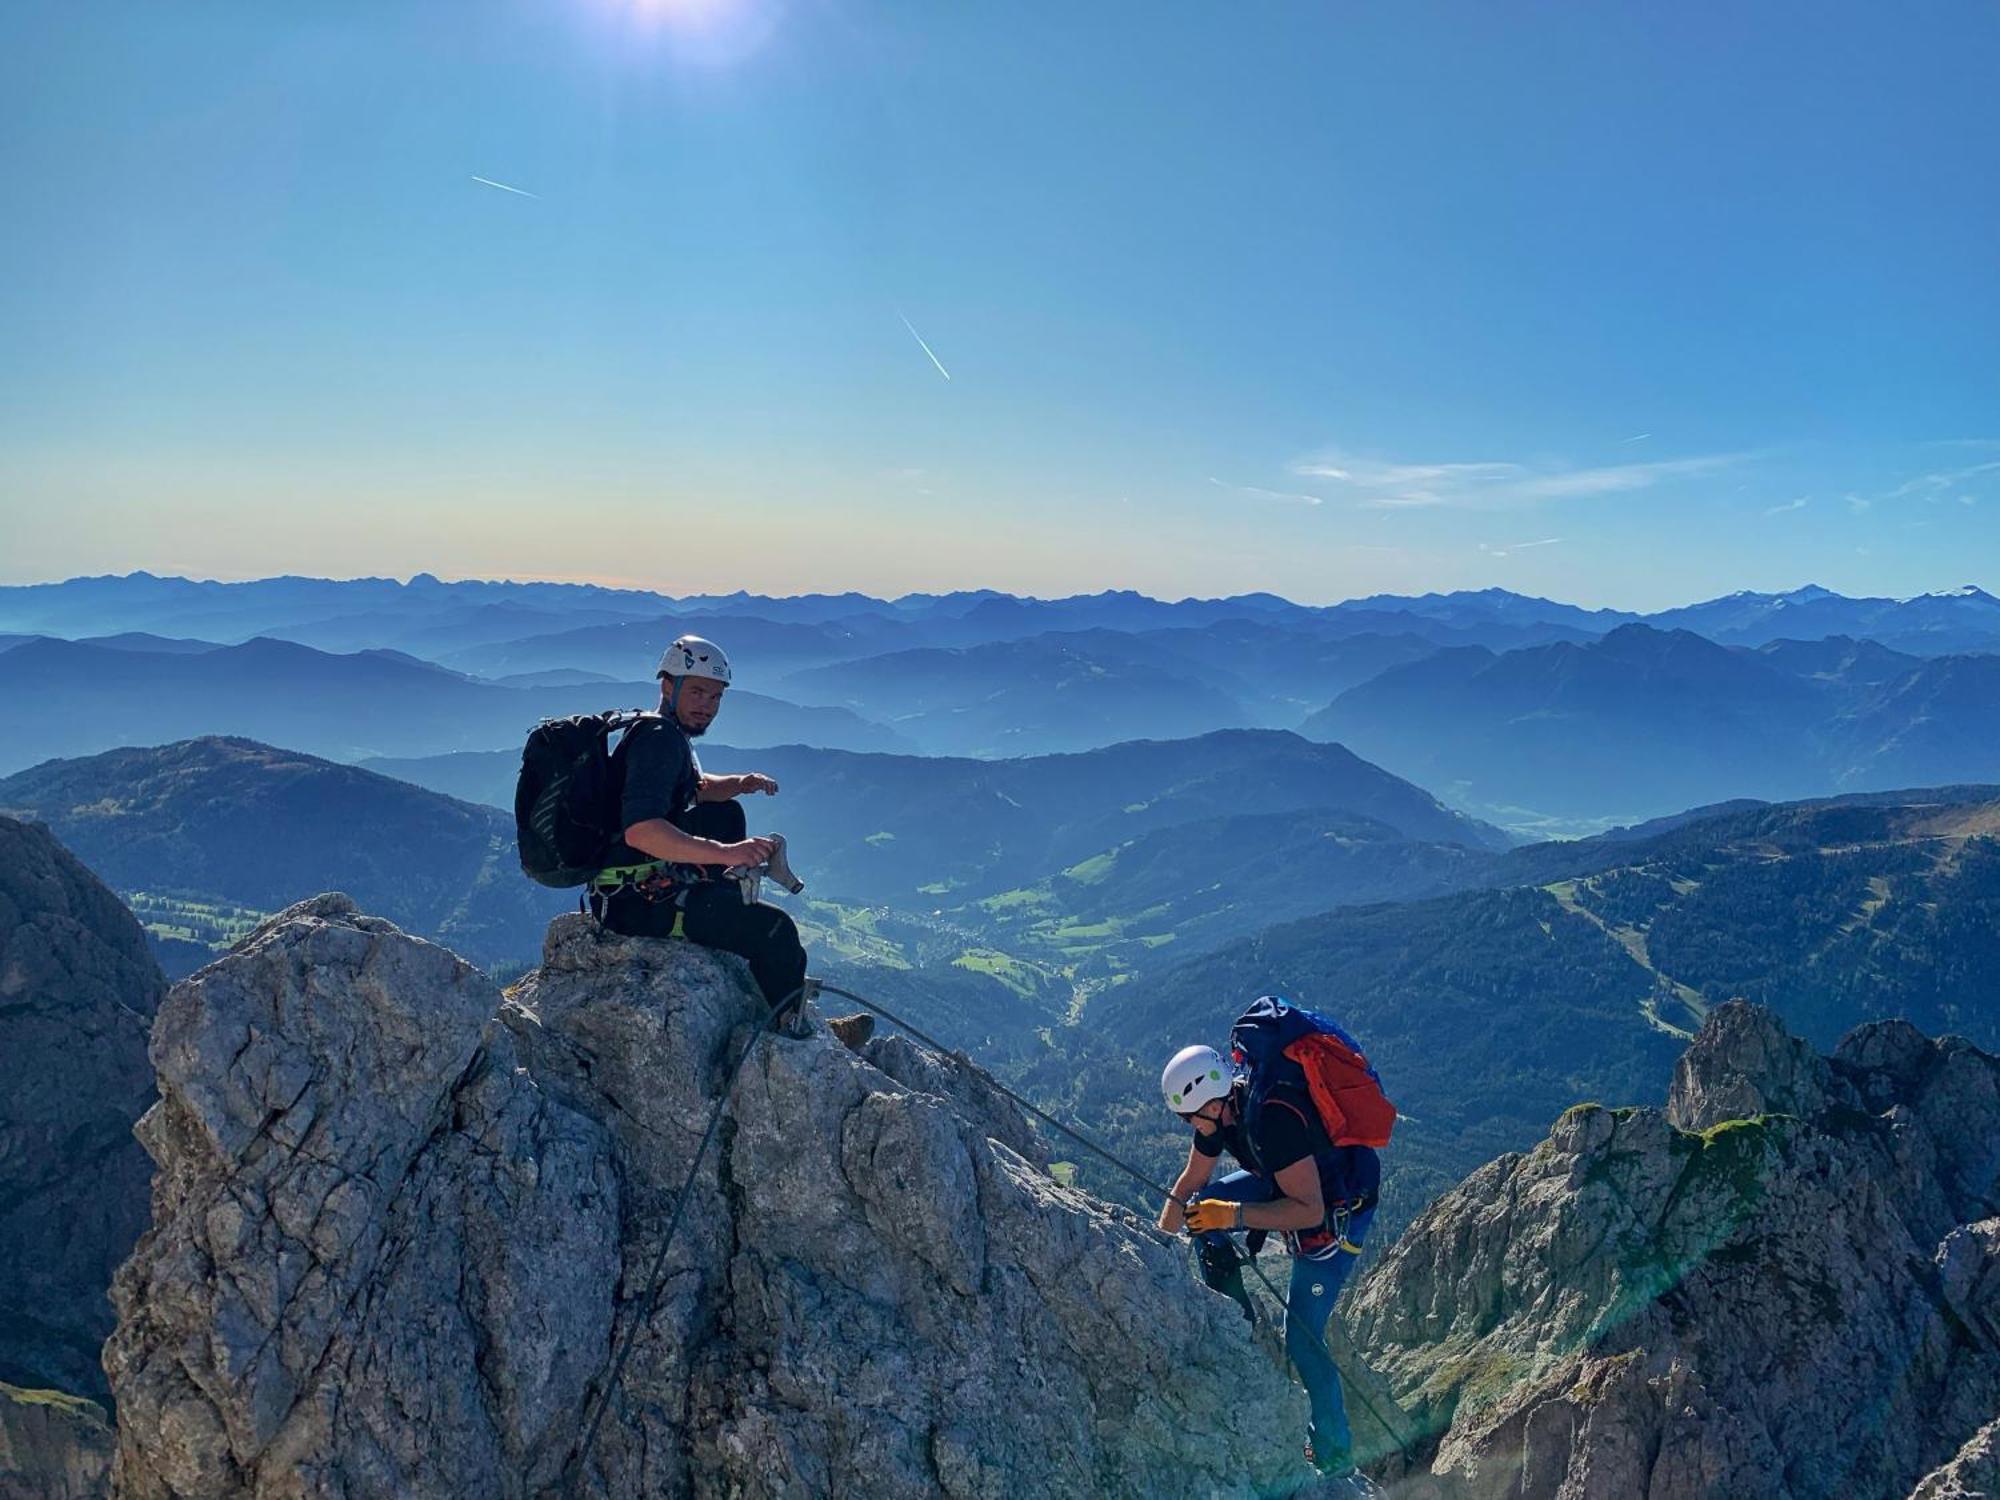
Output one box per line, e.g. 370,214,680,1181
0,635,909,775
1304,624,2000,828
0,738,571,972
1652,582,2000,654
0,572,673,648
6,574,1999,828
6,573,1998,659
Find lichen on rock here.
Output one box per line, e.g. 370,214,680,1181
0,1381,112,1500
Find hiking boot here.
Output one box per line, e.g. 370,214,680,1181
827,1012,875,1052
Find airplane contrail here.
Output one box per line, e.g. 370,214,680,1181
898,313,952,382
471,175,539,199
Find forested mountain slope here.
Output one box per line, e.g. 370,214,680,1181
1023,786,2000,1235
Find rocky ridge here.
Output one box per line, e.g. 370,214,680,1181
0,1382,113,1500
1346,1000,2000,1499
0,815,164,1399
107,896,1312,1498
1908,1416,1999,1499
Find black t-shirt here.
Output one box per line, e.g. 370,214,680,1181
602,716,701,865
1192,1084,1316,1177
1193,1084,1382,1204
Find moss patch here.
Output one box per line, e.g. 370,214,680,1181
1421,1343,1526,1418
0,1382,104,1417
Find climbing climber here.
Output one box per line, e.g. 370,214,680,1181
1156,996,1393,1483
590,634,816,1022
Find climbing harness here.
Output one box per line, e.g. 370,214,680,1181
582,835,806,923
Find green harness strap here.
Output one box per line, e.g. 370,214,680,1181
587,861,686,938
589,860,667,890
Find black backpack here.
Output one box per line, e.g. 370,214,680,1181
514,710,652,887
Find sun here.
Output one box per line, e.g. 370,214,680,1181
631,0,737,24
604,0,782,64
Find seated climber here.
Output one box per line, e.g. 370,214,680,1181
592,634,812,1020
1155,1039,1382,1482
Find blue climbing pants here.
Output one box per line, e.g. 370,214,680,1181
1196,1169,1375,1454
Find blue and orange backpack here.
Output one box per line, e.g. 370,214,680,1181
1228,995,1396,1153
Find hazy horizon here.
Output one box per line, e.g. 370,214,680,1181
3,566,1995,617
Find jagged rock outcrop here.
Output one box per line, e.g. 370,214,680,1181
107,897,1312,1498
0,815,165,1399
1346,1000,2000,1500
0,1382,112,1500
1908,1416,2000,1499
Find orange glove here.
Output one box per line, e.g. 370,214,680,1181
1183,1198,1244,1234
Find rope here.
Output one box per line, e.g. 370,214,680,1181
813,980,1416,1463
814,981,1181,1201
561,994,795,1497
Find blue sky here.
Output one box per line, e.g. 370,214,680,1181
3,0,1996,608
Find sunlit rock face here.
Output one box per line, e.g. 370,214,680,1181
0,815,164,1401
1345,1000,2000,1500
107,899,1307,1499
1908,1416,2000,1500
0,1382,112,1500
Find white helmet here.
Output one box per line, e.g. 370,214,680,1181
656,634,732,685
1161,1045,1231,1115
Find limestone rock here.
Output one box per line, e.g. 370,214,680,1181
857,1029,1048,1169
0,1382,112,1500
0,815,165,1398
1909,1417,2000,1500
1665,997,1842,1131
1347,1002,2000,1500
110,906,1311,1498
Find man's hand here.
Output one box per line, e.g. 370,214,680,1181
1184,1198,1243,1234
1158,1198,1187,1235
736,773,780,796
716,837,778,868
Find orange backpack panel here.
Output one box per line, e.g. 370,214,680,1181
1283,1032,1397,1149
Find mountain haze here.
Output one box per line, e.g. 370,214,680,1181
1306,623,2000,827
0,635,909,774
